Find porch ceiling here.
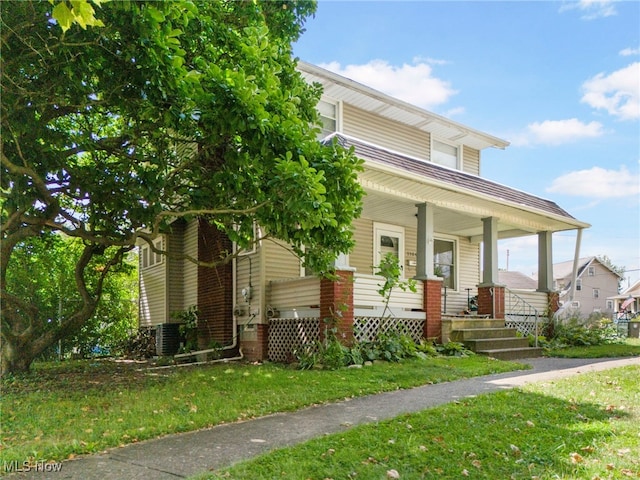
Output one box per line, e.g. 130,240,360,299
360,170,588,242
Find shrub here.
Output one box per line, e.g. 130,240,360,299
550,318,623,347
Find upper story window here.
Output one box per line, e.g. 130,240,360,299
576,278,582,291
588,266,595,276
432,139,459,169
141,237,164,270
317,98,340,139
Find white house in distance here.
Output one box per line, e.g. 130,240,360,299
609,279,640,318
548,256,623,318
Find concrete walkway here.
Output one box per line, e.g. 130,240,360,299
10,356,640,479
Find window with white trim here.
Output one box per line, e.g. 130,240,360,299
141,237,164,269
606,300,614,310
317,99,340,139
432,139,459,169
434,238,456,289
576,279,582,291
588,266,595,276
593,289,600,299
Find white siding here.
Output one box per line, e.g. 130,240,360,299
139,262,167,327
462,146,480,176
351,217,374,275
343,105,431,161
268,277,321,310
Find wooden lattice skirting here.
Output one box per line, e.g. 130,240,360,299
267,316,425,362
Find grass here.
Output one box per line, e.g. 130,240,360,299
198,365,640,479
0,355,523,467
546,337,640,358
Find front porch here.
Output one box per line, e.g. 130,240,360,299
265,273,552,362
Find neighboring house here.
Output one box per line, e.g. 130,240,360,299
608,279,640,318
139,61,590,361
498,271,538,291
548,256,622,318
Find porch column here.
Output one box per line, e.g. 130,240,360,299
537,231,554,292
481,216,499,285
478,216,505,319
415,202,435,280
320,268,355,345
415,202,443,341
422,278,444,341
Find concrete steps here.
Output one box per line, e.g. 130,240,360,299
443,315,543,360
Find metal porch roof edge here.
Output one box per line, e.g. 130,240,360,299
297,60,510,151
329,133,590,231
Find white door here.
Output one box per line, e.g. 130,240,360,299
373,223,405,277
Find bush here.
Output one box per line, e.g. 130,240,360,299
550,318,623,348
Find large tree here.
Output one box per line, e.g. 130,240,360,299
1,0,364,375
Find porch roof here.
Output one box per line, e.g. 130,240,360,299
330,133,590,239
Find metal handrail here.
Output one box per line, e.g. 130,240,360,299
505,288,540,347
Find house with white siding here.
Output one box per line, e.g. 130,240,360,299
549,256,622,318
138,61,590,361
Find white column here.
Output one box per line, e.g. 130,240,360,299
415,202,435,280
537,231,554,292
481,216,499,285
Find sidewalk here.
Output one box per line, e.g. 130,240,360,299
11,356,640,479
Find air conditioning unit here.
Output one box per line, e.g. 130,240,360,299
155,323,181,356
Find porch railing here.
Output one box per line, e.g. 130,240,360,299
505,288,541,346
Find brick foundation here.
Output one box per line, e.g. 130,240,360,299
320,270,355,345
240,324,268,362
477,285,505,319
422,278,443,341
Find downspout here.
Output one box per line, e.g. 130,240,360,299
174,247,241,361
569,228,584,302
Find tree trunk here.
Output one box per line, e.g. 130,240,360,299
1,337,34,376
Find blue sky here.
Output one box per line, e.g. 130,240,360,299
293,0,640,288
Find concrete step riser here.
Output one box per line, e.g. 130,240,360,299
476,348,544,361
451,328,518,341
444,320,506,329
464,338,530,351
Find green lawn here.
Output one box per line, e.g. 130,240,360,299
198,365,640,480
1,355,523,467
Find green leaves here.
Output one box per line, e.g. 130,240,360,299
50,0,106,32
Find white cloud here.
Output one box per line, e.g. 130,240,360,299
581,62,640,120
620,47,640,57
319,60,457,110
559,0,617,20
546,165,640,198
512,118,604,146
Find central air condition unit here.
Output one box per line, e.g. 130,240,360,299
155,323,181,356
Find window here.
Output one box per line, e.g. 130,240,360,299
374,223,405,277
434,238,456,289
588,266,595,276
234,222,258,256
576,279,582,291
141,237,164,269
606,300,614,310
432,139,459,169
317,99,340,139
593,289,600,299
